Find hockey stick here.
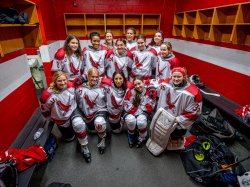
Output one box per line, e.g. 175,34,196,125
206,155,250,177
200,89,221,97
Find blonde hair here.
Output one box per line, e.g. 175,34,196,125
87,67,99,79
161,42,172,51
50,71,68,93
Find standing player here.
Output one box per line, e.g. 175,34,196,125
82,32,108,78
105,38,133,79
148,31,164,54
125,27,137,51
51,35,84,84
129,34,157,81
103,30,115,49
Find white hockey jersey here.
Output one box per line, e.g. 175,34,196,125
40,81,77,125
101,78,134,119
124,87,156,116
105,49,133,79
126,40,137,51
82,45,108,77
51,48,82,81
75,82,107,120
147,79,202,129
128,47,158,81
156,56,171,80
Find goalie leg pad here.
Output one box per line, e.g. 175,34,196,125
146,108,177,156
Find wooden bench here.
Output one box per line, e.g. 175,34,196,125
10,108,54,187
200,86,250,135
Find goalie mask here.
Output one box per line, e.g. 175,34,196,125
189,74,204,88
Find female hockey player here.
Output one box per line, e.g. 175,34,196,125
105,38,133,79
101,71,134,133
129,34,158,81
148,30,164,54
123,76,157,148
156,42,180,79
125,27,137,51
149,67,202,150
75,67,108,154
51,35,84,84
40,71,91,163
82,32,108,78
156,42,180,80
102,30,115,49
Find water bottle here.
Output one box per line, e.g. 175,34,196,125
34,128,44,140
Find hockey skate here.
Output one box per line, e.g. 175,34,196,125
97,137,106,154
81,145,91,163
127,133,135,148
136,137,145,148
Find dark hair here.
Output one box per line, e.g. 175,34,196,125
133,76,144,107
127,27,136,35
137,34,146,42
115,38,126,45
63,35,82,58
112,70,127,95
126,27,136,40
90,32,100,40
104,30,114,47
149,30,164,46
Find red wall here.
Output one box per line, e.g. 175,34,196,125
175,52,249,106
0,79,39,152
38,0,176,40
36,0,59,44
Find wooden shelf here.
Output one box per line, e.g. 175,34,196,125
172,25,182,36
174,13,184,24
232,25,250,45
196,9,214,24
64,13,161,37
236,3,250,24
125,15,142,25
143,14,161,25
213,5,238,24
0,0,42,57
64,14,84,25
86,14,105,25
172,2,250,45
184,11,196,24
210,25,234,43
0,24,38,27
106,14,123,25
193,25,211,40
182,25,194,38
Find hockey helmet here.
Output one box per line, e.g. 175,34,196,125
189,74,204,88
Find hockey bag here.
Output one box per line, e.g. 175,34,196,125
146,108,177,156
180,135,246,186
190,108,236,143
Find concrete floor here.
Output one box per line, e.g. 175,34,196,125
30,126,250,187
